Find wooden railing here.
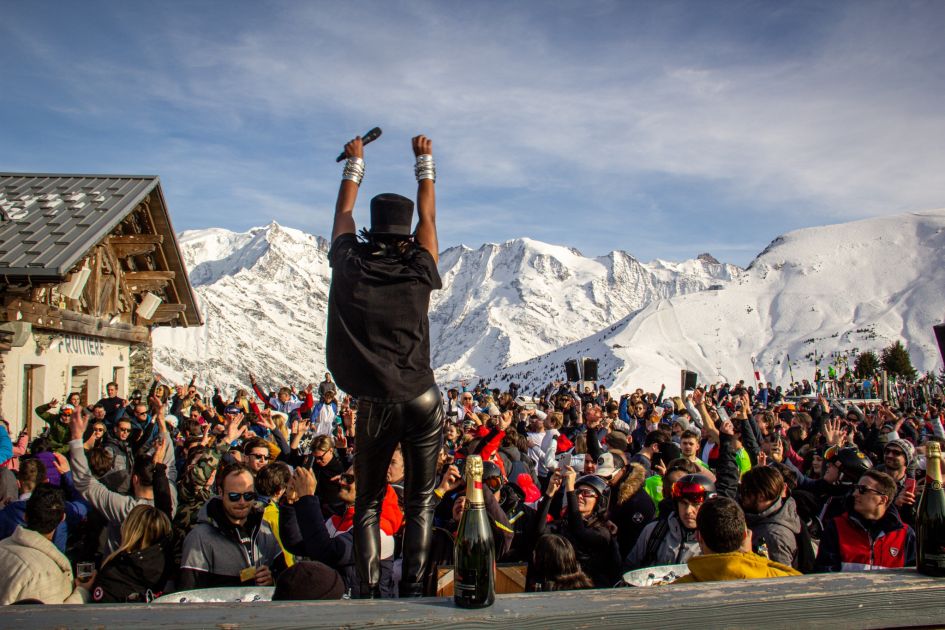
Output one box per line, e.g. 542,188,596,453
4,570,943,629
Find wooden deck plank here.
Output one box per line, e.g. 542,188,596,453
2,570,942,630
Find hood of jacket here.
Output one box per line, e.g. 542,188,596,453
93,540,170,602
617,463,648,506
745,496,802,536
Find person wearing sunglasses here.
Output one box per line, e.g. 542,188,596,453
242,438,273,474
179,462,285,589
814,469,916,572
535,467,618,588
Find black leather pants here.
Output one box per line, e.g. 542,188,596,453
354,385,444,595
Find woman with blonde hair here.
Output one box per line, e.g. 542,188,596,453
90,504,172,602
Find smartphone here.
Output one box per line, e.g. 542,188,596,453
571,454,586,471
904,478,917,494
557,453,572,469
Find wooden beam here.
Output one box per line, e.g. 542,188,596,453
125,270,176,292
107,234,164,246
140,303,186,324
3,299,149,344
108,234,164,259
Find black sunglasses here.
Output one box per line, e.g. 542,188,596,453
854,484,884,497
227,491,257,502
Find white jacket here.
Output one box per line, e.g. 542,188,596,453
0,526,89,604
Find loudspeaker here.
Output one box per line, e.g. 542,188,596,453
681,370,698,392
582,358,599,382
564,359,581,382
934,323,945,366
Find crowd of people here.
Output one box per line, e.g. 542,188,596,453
0,367,943,604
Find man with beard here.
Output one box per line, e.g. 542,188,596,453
879,438,916,526
179,463,284,589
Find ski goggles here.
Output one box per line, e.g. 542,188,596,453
670,481,716,505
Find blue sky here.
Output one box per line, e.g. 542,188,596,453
2,0,944,266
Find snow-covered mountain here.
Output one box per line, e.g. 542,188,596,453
491,209,945,395
430,239,740,382
153,223,332,391
152,224,739,391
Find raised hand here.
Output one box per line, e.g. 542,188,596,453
294,467,317,496
823,418,841,446
344,136,364,160
69,407,89,441
152,436,168,463
412,134,432,157
52,452,71,475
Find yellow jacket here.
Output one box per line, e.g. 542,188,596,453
673,551,801,583
263,502,295,567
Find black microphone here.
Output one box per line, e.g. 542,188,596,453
336,127,382,162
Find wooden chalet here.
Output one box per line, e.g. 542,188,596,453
0,173,202,435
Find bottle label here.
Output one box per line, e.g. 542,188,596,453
928,481,943,491
455,570,480,593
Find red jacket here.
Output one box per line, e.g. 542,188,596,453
814,507,915,572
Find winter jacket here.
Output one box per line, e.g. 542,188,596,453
102,433,135,495
744,496,802,568
36,403,71,454
0,474,88,552
279,494,396,598
673,551,801,583
91,539,172,603
0,526,89,604
624,508,700,570
310,401,338,437
178,497,284,590
609,463,656,558
536,490,620,588
815,505,916,572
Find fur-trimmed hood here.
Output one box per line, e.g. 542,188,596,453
617,463,648,506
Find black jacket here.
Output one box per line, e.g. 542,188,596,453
91,539,172,603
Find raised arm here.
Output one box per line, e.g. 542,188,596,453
412,135,438,263
332,136,363,243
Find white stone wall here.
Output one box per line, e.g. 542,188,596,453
0,328,130,436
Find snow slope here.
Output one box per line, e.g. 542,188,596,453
152,226,738,391
493,209,945,394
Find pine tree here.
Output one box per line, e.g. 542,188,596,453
880,341,917,382
853,350,880,378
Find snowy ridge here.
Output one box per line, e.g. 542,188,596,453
491,209,945,394
153,209,945,394
153,226,739,391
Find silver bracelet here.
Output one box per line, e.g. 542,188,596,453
415,155,436,182
342,157,365,185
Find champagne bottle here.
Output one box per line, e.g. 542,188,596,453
453,455,495,608
917,442,945,576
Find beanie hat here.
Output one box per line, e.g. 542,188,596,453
672,417,690,432
606,430,629,452
884,438,915,468
272,561,345,600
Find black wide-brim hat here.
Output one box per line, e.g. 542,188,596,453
370,193,414,236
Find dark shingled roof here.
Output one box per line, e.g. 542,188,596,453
0,172,202,326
